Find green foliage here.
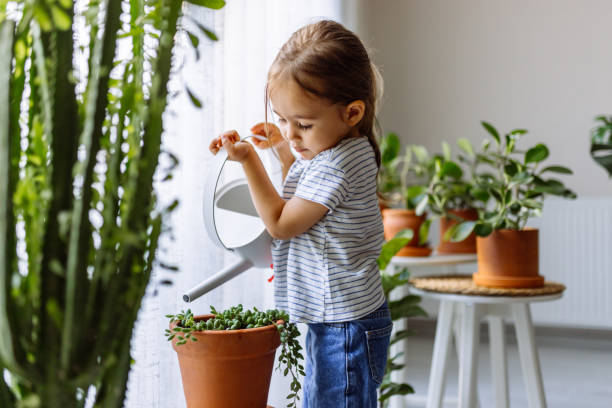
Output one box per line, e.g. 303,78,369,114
378,133,436,210
377,231,427,407
590,115,612,177
166,305,304,408
447,121,576,241
378,266,426,407
0,0,222,406
420,139,490,220
377,229,413,270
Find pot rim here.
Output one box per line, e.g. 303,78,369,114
169,314,284,336
382,208,425,216
478,226,539,235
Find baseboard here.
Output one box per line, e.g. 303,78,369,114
406,318,612,351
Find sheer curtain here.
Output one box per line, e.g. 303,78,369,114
125,2,343,407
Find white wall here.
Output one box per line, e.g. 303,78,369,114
344,0,612,196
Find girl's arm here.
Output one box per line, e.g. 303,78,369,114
211,131,327,240
274,142,295,181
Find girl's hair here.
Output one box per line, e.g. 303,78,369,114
265,19,384,167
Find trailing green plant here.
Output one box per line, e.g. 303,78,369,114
0,0,223,406
166,305,304,408
589,115,612,177
377,229,427,407
447,121,577,242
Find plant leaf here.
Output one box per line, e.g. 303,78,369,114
445,221,476,243
525,143,549,163
185,0,226,9
441,141,451,161
418,218,431,245
540,165,573,175
186,86,202,108
380,132,400,164
440,161,463,179
377,229,414,270
415,195,428,216
481,121,500,145
474,222,493,237
457,138,474,157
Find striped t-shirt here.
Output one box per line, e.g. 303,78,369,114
271,135,386,323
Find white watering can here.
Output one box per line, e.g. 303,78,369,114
183,136,276,303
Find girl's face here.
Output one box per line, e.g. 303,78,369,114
270,79,360,160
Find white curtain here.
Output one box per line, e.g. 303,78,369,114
125,2,343,407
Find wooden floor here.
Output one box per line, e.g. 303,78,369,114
398,328,612,408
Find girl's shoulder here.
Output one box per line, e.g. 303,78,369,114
324,135,374,172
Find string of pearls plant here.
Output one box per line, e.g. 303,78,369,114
166,304,304,407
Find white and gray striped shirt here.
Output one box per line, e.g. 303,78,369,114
271,136,386,323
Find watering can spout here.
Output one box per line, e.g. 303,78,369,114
183,257,254,302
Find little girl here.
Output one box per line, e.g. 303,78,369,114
209,20,392,407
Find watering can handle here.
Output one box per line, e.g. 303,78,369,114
183,257,254,302
203,147,229,250
204,136,264,249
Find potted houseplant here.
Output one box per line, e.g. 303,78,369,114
166,305,303,408
378,133,434,257
447,121,576,288
419,139,490,254
0,0,222,405
590,115,612,177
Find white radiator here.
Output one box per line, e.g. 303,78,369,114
529,197,612,329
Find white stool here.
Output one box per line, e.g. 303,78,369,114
410,285,563,408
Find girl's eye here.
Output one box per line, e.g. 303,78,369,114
277,118,287,124
297,123,312,130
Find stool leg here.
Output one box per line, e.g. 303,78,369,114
426,300,455,408
488,316,509,408
512,303,547,408
458,303,480,408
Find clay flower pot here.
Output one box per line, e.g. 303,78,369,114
382,208,432,257
437,208,478,254
474,228,544,288
171,315,281,408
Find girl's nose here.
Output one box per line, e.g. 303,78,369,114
286,126,300,141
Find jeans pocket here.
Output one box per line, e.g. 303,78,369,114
365,322,393,385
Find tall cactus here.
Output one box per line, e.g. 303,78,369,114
0,0,223,406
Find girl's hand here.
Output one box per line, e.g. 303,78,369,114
250,122,286,149
209,130,253,163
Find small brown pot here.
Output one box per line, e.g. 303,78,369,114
382,208,432,257
474,228,544,288
171,315,281,408
437,208,478,254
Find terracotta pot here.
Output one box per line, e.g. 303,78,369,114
437,208,478,254
378,197,387,213
474,228,544,288
382,208,432,257
171,315,281,408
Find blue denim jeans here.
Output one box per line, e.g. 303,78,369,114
303,301,393,408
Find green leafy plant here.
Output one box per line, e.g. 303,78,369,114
0,0,223,405
166,305,304,408
378,133,435,211
423,139,490,217
377,230,427,407
447,121,577,242
590,115,612,177
378,132,404,207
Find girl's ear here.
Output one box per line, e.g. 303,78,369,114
344,100,365,127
